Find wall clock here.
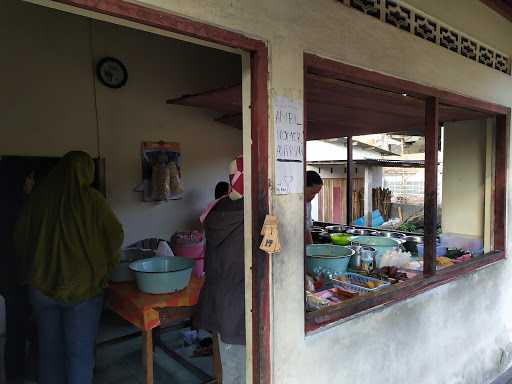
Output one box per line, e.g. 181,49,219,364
96,57,128,89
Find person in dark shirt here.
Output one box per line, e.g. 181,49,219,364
196,157,245,383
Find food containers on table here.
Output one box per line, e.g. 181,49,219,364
170,231,205,278
306,244,355,276
110,248,154,283
350,236,401,268
129,256,194,294
332,272,390,295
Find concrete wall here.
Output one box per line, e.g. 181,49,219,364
442,120,487,238
0,0,242,245
19,0,512,383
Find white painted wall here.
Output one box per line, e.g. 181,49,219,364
17,0,512,383
442,120,486,238
0,0,242,246
307,139,385,162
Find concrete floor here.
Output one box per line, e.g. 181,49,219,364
0,310,213,384
94,311,213,384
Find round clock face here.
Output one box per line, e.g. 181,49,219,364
97,57,128,89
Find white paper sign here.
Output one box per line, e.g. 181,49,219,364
274,96,304,194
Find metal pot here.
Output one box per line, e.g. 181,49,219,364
403,235,424,254
378,231,406,241
346,228,379,236
325,225,346,233
348,245,376,269
311,228,324,243
313,231,332,244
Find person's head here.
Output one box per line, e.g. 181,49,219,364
214,181,229,199
60,151,95,187
305,170,323,202
228,156,243,201
23,171,35,195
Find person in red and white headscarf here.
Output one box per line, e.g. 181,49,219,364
195,157,245,384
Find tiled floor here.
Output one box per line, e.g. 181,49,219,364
1,310,213,384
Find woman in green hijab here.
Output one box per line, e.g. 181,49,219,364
15,151,123,384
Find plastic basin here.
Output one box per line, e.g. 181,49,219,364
129,256,194,294
330,233,352,246
417,243,447,257
306,244,355,275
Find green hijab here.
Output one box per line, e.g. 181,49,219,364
15,151,123,303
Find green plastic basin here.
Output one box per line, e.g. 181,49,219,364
330,233,352,246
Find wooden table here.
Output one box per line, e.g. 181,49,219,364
106,278,219,384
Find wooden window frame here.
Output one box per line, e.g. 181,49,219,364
304,53,509,333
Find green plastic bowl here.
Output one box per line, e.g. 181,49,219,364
129,256,194,294
330,233,352,246
306,244,355,275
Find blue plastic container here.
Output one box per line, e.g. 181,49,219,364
306,244,355,275
129,256,194,294
417,243,447,257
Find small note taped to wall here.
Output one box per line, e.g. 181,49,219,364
273,96,304,195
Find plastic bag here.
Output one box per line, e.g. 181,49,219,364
155,241,174,257
380,249,412,268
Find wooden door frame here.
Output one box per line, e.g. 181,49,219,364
47,0,271,382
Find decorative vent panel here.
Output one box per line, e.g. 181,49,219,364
385,1,411,32
350,0,381,19
339,0,511,75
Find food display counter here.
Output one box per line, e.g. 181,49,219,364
305,225,482,313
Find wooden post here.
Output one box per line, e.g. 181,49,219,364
347,136,353,225
142,330,153,384
424,97,439,276
494,111,509,251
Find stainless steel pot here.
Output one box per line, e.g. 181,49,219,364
378,231,406,241
325,225,345,233
348,244,376,269
346,228,379,236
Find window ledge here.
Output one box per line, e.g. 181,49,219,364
305,251,505,335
